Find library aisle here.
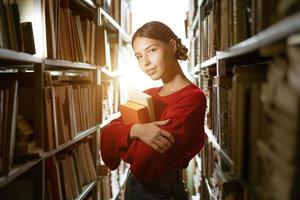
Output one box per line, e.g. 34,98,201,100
0,0,300,200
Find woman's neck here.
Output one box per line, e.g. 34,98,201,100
159,63,191,96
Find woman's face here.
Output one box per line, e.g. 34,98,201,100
133,37,175,80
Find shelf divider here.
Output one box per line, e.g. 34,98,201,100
205,126,234,167
41,125,99,159
100,8,131,42
75,180,97,200
0,159,41,188
0,48,42,64
217,11,300,60
44,59,97,70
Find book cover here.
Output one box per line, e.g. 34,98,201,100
120,101,150,125
128,89,155,121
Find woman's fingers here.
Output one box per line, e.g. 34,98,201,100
158,135,172,148
151,134,174,153
152,119,170,126
152,142,164,153
160,129,175,144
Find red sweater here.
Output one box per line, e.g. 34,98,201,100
100,84,206,181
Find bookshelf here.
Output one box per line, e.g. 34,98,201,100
0,0,133,199
97,1,132,200
187,0,300,199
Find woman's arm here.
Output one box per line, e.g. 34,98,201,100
100,118,133,170
120,91,206,181
130,119,175,153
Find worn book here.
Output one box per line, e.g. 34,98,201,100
120,89,165,125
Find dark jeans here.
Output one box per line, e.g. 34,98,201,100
124,170,188,200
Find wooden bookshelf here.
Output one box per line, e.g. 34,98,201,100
0,0,134,199
188,1,300,199
217,11,300,60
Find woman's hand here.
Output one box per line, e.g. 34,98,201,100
130,119,175,153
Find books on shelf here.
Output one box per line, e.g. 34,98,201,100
45,140,97,200
43,71,100,151
0,73,41,175
0,1,35,54
45,0,97,64
0,79,18,175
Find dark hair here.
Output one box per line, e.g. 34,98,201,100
132,21,188,61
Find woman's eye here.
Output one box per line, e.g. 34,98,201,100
148,49,156,53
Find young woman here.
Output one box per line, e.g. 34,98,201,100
100,21,206,200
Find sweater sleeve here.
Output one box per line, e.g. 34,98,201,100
120,91,206,181
100,117,133,170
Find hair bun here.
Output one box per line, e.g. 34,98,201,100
174,38,188,61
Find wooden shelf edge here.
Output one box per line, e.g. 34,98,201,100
74,180,97,200
204,178,217,200
99,8,131,42
44,59,97,70
100,112,121,129
73,0,97,10
191,10,200,30
217,11,300,60
200,56,217,68
204,126,234,167
191,63,200,75
41,125,99,159
0,48,42,64
0,159,41,188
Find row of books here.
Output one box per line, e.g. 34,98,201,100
199,67,216,131
189,27,201,69
198,0,300,62
0,0,35,53
199,34,300,199
102,79,119,122
45,140,97,200
45,0,97,64
101,0,121,24
44,71,101,151
0,79,18,175
256,34,300,200
0,73,41,175
201,133,246,200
